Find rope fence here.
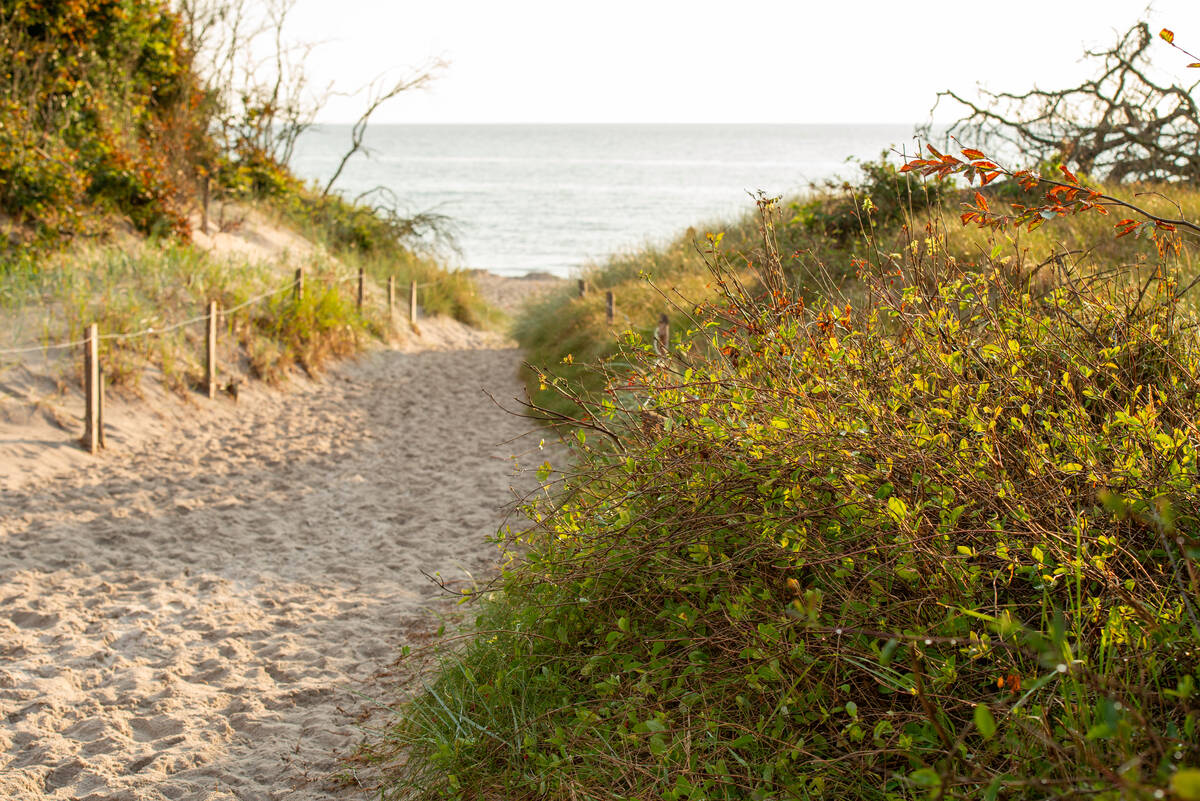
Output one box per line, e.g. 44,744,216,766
3,265,445,455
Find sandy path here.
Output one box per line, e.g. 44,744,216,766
0,344,539,800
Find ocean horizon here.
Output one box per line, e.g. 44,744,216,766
289,123,927,277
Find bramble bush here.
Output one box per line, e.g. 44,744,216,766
379,150,1200,799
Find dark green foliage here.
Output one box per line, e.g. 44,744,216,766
785,154,950,242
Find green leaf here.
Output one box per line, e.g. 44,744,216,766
1173,769,1200,801
909,767,943,797
974,704,996,740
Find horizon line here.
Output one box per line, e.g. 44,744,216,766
307,120,931,127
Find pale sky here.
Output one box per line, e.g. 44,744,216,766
271,0,1200,124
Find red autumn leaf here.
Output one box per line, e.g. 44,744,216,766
980,171,1000,186
974,192,989,211
926,144,945,159
961,148,986,160
1059,165,1079,183
1161,28,1175,44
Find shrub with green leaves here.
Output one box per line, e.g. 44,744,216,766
380,194,1200,800
0,0,204,244
785,154,950,242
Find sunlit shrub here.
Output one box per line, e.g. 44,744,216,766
383,192,1200,800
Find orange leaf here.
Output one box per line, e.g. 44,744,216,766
974,192,989,212
1161,28,1175,44
926,144,945,159
1059,165,1079,183
961,148,985,160
1189,63,1200,68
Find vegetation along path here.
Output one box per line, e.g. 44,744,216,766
0,338,536,800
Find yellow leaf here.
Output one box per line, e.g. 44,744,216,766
1161,28,1176,44
1172,769,1200,801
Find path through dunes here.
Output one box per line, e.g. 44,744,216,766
0,344,538,800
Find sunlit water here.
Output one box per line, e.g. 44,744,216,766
289,124,922,277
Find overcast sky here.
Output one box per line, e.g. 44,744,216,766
272,0,1200,124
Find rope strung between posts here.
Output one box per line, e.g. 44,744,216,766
0,272,361,357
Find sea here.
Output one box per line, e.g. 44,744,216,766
289,124,921,277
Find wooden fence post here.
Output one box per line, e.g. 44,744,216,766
578,279,586,297
410,280,418,324
655,313,670,357
98,366,106,449
206,300,218,399
606,290,615,324
201,174,211,234
387,275,396,319
81,323,99,454
294,267,303,302
357,267,365,311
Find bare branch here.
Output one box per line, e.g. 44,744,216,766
923,22,1200,183
322,61,445,196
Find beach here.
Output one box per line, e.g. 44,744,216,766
0,321,544,799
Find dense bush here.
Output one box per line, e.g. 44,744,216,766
380,190,1200,799
785,154,951,242
0,0,205,244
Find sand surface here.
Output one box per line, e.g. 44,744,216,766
0,336,543,799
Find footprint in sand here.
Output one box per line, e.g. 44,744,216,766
0,334,547,801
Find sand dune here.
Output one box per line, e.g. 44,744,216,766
0,334,543,799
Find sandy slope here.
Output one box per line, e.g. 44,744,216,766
0,332,545,800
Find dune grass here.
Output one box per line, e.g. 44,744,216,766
515,157,1200,422
0,242,372,393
